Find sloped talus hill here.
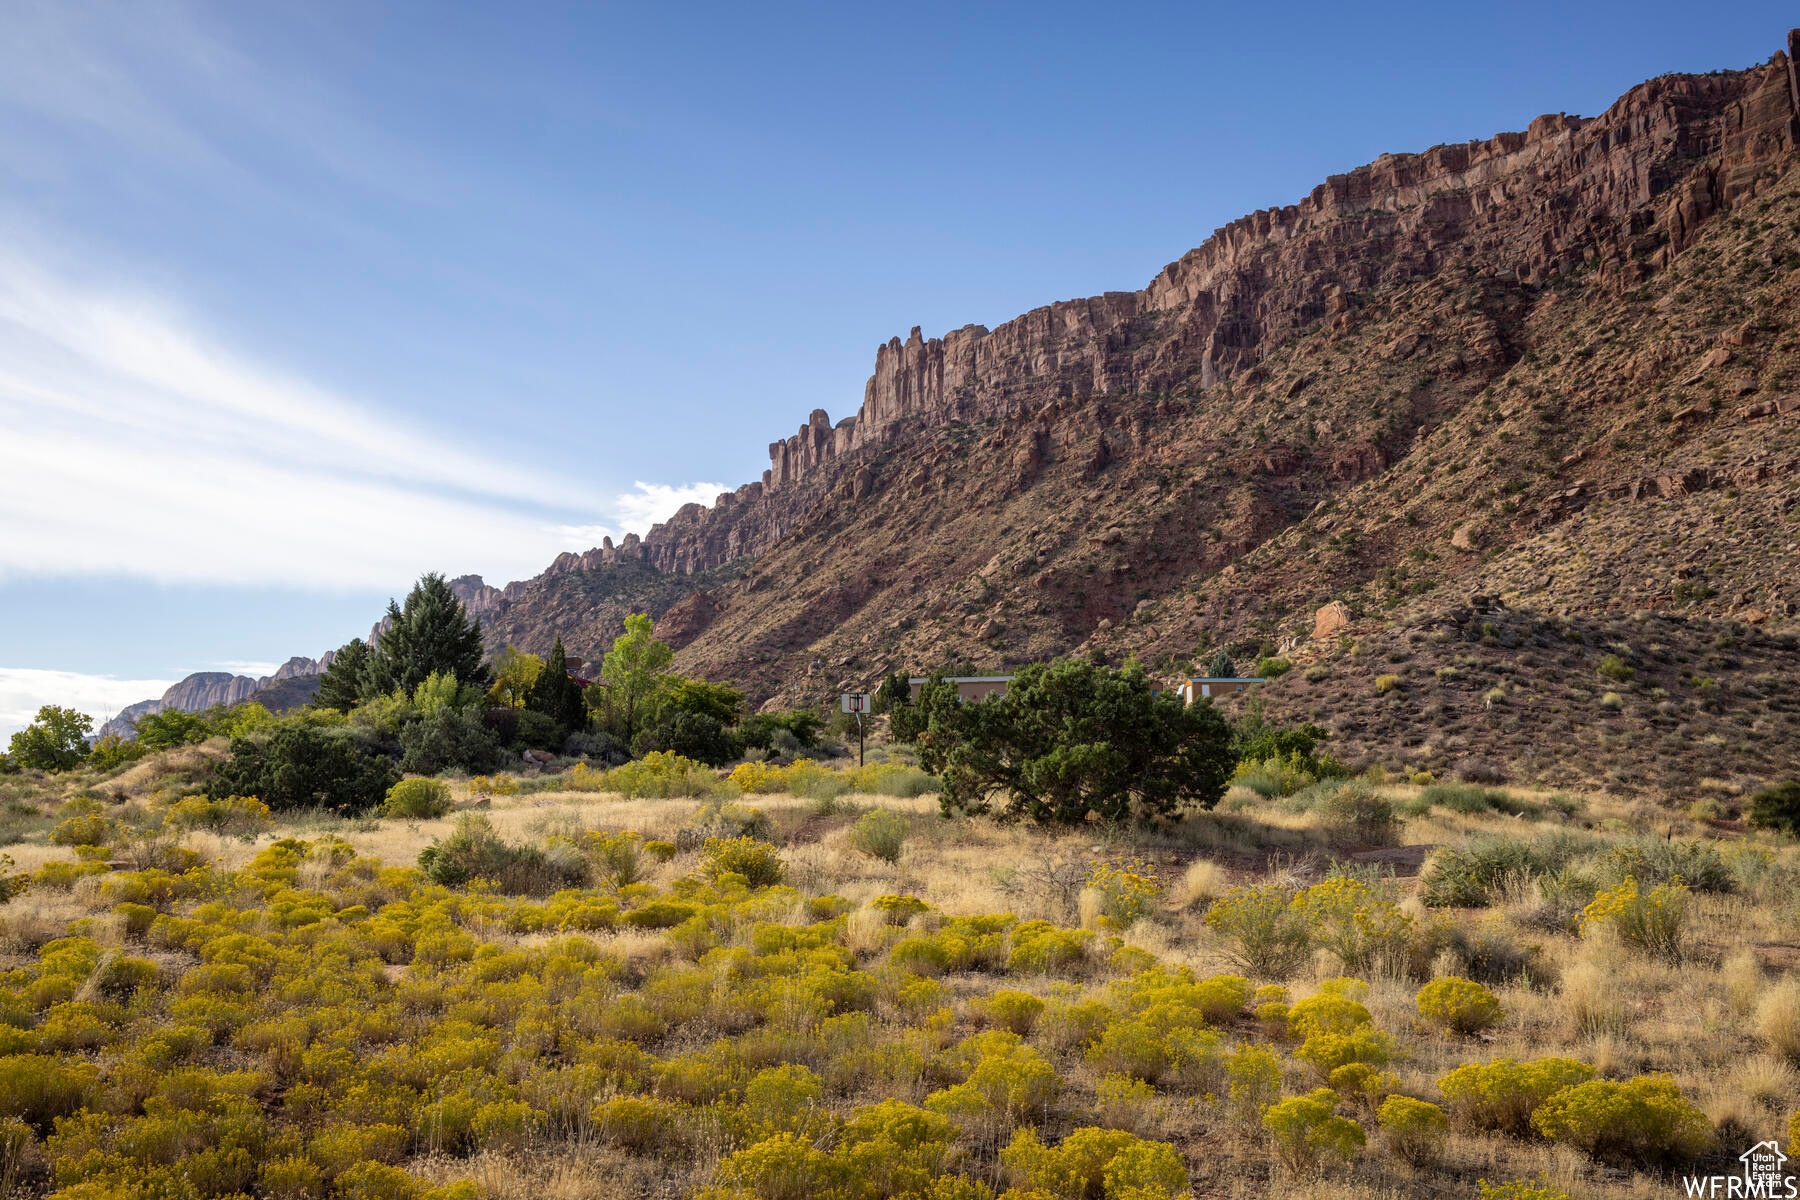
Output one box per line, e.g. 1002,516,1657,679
469,32,1800,798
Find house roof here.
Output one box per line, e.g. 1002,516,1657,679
1183,677,1268,684
908,675,1014,684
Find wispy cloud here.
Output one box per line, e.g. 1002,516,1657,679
0,5,733,599
614,481,729,534
0,667,176,739
0,246,724,590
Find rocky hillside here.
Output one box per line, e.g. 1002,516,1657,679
449,33,1800,799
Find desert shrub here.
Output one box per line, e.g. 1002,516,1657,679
1263,1088,1365,1175
593,1095,684,1152
1291,878,1413,974
836,1100,957,1195
1581,878,1687,961
1436,1057,1595,1135
1441,920,1546,986
1416,976,1504,1034
1478,1178,1571,1200
1376,1094,1446,1166
981,990,1046,1036
742,1064,827,1138
417,815,586,895
1001,1126,1188,1199
1234,753,1317,797
259,1155,326,1199
1223,1042,1283,1128
701,836,783,887
1309,782,1399,844
1089,1014,1221,1088
1747,781,1800,834
1257,657,1293,679
1596,653,1634,682
871,894,930,924
1374,673,1401,693
0,1053,96,1127
927,1033,1061,1129
1420,783,1510,814
1602,835,1732,893
1205,885,1310,978
1084,861,1162,928
850,809,908,864
850,764,940,798
602,751,715,798
1422,834,1581,908
33,860,106,893
49,798,119,849
210,727,399,814
1094,1072,1156,1133
381,778,451,819
1529,1075,1709,1166
1006,922,1091,976
580,830,644,887
155,792,273,836
677,801,774,850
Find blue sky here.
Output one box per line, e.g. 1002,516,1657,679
1,0,1793,735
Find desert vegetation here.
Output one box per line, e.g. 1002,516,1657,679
2,591,1796,1198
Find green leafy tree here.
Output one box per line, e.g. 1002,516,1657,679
932,657,1236,825
739,710,825,755
413,670,483,716
314,639,371,712
134,708,212,750
1207,649,1236,678
526,638,589,731
659,677,743,726
210,727,400,814
638,709,739,766
8,706,93,772
598,614,672,745
362,574,491,699
1231,698,1331,772
86,734,146,772
487,646,544,710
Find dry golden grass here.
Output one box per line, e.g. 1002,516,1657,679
7,753,1800,1198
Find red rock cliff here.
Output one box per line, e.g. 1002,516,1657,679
758,45,1798,492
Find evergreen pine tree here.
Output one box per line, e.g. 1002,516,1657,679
526,637,588,731
314,639,371,711
363,574,491,698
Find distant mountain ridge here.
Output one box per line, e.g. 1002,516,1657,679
97,656,328,740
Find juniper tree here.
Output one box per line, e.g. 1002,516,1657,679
362,574,491,699
526,637,589,732
314,638,371,712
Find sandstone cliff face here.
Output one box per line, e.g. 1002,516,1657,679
549,41,1794,587
748,51,1800,499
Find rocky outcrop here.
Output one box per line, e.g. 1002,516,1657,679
1312,601,1353,641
